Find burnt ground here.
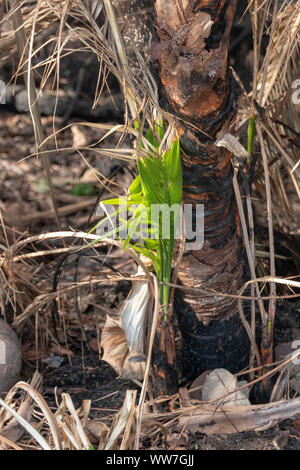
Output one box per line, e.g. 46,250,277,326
1,1,300,451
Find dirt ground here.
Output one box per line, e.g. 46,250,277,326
1,2,300,450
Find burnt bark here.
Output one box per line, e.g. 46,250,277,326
154,0,250,380
112,0,250,391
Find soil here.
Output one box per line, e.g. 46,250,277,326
0,0,300,451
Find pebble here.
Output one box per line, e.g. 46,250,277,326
201,368,251,406
0,319,22,394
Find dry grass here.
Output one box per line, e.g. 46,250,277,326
246,0,300,234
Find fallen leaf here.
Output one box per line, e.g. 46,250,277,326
100,269,152,381
101,316,145,380
85,420,109,445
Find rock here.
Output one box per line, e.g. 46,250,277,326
189,370,211,400
287,346,300,394
281,345,300,373
275,343,300,395
275,342,294,362
290,374,300,394
202,368,251,406
238,380,250,399
0,319,22,394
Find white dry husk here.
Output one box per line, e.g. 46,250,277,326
101,265,152,380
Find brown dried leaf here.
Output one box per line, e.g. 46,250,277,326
85,419,109,446
101,316,145,380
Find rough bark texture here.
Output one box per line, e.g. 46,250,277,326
155,0,249,380
155,1,241,324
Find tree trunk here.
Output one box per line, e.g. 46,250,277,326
154,0,250,381
112,0,250,390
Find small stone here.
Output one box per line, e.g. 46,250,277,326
0,319,22,394
202,368,251,406
237,380,250,399
274,344,300,395
275,342,294,362
284,347,300,376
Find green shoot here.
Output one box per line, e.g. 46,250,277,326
247,114,256,161
91,120,182,319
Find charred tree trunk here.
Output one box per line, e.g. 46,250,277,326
154,0,249,380
112,0,250,392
